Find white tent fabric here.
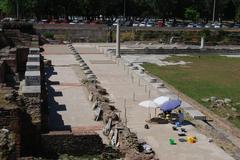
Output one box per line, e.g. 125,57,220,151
139,100,158,108
153,96,170,106
139,100,158,120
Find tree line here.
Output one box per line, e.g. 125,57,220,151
0,0,240,21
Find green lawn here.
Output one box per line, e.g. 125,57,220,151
142,55,240,128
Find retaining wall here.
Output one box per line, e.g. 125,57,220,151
108,48,240,55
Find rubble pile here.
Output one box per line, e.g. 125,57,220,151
82,74,156,160
5,91,41,123
0,129,15,160
202,97,235,108
202,96,240,120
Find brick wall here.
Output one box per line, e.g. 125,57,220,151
0,61,5,83
0,107,21,159
0,107,20,131
2,57,17,73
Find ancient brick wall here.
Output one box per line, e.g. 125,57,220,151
0,107,21,159
41,131,104,156
0,61,5,83
0,32,8,49
0,107,20,131
2,57,17,73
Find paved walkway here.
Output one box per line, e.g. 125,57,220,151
43,45,102,132
73,43,234,160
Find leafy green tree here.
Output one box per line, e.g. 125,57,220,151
0,0,238,21
184,7,200,22
0,0,15,15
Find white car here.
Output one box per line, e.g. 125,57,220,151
112,21,118,26
132,21,140,27
214,23,221,28
139,21,146,27
112,20,123,26
187,23,195,28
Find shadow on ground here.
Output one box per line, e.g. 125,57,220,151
46,66,71,131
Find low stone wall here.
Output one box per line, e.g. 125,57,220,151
108,48,240,55
41,131,104,156
36,27,108,42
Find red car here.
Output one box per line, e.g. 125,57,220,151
156,20,164,27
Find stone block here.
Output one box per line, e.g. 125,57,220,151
84,69,92,74
131,66,138,70
22,85,41,97
25,71,41,86
181,102,206,120
87,74,96,80
26,62,40,71
28,54,40,62
149,78,157,83
81,66,89,70
29,48,40,55
80,63,87,67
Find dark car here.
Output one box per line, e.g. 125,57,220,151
123,20,133,27
233,23,240,28
176,22,186,28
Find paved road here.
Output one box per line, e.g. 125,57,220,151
73,43,234,160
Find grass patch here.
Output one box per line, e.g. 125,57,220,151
142,55,240,127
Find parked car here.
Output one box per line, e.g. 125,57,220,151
146,21,155,27
164,21,173,27
72,19,79,23
123,20,133,27
112,20,124,26
105,20,114,26
27,19,37,24
155,20,164,27
1,17,15,22
139,21,147,27
176,22,186,28
39,19,49,24
196,23,204,28
233,23,240,28
204,23,212,28
213,23,221,28
222,23,233,28
132,21,140,27
187,23,195,28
